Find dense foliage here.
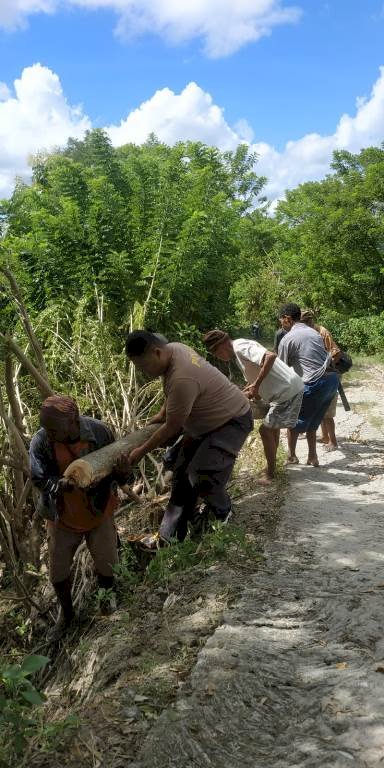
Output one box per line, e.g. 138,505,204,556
1,133,384,352
233,146,384,350
0,131,264,349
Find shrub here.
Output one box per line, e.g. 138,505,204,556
327,313,384,355
0,654,49,761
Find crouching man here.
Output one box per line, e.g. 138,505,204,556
125,331,253,541
30,395,122,638
203,330,304,485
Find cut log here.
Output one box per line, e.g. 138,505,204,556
64,424,159,488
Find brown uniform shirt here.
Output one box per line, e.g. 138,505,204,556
163,342,250,438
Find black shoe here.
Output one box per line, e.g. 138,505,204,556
159,504,184,542
213,507,233,525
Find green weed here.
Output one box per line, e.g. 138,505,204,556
0,654,49,763
146,522,261,585
113,544,140,595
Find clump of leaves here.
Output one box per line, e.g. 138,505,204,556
0,654,49,762
146,522,262,585
113,543,140,595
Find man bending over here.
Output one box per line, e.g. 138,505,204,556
30,395,124,640
203,330,304,485
125,331,253,541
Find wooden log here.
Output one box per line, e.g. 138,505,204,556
64,424,159,488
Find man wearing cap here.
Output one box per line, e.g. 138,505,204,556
300,310,341,450
203,330,304,485
278,303,338,466
30,395,125,638
125,331,253,541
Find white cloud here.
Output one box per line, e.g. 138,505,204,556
0,64,90,197
0,82,11,100
0,0,301,58
1,64,384,203
0,1,55,30
107,82,252,149
254,66,384,200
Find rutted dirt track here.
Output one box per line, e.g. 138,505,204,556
132,366,384,768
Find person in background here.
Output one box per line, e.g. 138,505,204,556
273,319,287,353
251,321,261,340
203,330,304,485
30,395,127,640
301,309,341,451
125,331,253,541
278,303,338,466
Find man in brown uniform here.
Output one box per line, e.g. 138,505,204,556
125,331,253,541
30,395,121,637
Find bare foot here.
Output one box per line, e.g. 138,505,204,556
285,456,299,465
306,456,320,467
325,443,338,452
257,474,274,486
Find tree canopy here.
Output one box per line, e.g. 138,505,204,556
1,133,384,352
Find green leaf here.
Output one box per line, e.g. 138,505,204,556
21,688,44,706
20,655,50,676
2,664,22,681
14,732,27,755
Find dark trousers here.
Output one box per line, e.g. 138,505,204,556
164,409,253,539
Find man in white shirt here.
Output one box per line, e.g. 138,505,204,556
203,330,304,485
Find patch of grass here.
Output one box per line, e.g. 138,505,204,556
145,523,262,586
26,713,79,761
0,653,79,767
231,428,265,481
343,355,384,384
113,544,140,596
353,402,384,431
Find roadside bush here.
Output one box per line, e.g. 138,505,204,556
327,313,384,355
0,654,49,762
0,653,79,766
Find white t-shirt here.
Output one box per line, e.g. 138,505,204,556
233,338,304,404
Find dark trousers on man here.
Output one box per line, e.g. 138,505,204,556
159,409,253,541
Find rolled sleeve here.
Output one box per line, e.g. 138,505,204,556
233,339,266,366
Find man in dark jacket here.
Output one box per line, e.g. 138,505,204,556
30,395,121,637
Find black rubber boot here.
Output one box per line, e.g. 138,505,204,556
159,503,184,542
47,578,74,643
54,577,74,623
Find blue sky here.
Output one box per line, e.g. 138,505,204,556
1,1,384,199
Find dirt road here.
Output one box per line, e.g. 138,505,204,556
133,366,384,767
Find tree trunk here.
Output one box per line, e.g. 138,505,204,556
64,424,160,488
